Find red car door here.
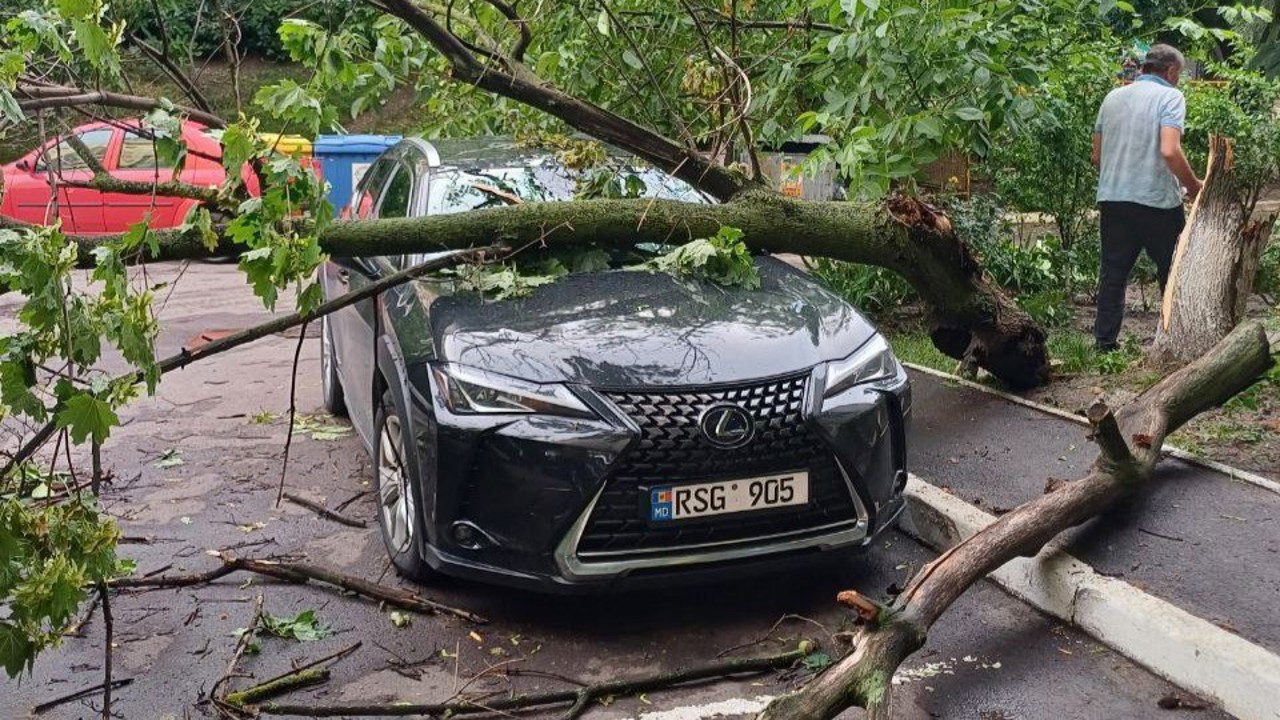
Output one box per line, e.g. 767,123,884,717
105,128,191,231
1,127,112,234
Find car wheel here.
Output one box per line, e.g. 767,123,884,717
374,389,434,582
320,316,347,416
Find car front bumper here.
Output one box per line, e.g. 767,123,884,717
406,362,911,593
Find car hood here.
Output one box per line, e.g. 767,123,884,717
423,257,877,388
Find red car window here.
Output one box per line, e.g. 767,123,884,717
118,131,174,170
35,128,113,173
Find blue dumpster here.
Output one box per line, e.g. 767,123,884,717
314,134,402,215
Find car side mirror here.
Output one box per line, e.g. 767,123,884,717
15,159,31,172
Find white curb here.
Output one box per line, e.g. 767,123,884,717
900,475,1280,720
902,361,1280,497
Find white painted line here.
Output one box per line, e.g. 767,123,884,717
902,361,1280,497
622,695,776,720
900,474,1280,720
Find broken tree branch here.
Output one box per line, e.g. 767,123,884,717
283,492,368,528
1086,398,1135,477
111,551,487,624
256,647,807,716
226,669,331,707
14,81,225,127
759,321,1273,720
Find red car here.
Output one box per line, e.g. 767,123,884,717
1,120,259,235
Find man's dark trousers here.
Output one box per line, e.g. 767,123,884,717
1094,201,1185,350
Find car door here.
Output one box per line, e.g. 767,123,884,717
6,127,113,234
324,154,405,442
104,129,185,231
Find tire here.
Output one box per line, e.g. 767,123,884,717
374,389,434,582
320,315,347,416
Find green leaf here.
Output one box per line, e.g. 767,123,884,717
154,449,184,468
261,609,332,642
953,106,985,121
621,49,643,70
596,9,611,35
0,623,35,678
54,393,118,445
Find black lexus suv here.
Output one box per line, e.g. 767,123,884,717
319,137,911,591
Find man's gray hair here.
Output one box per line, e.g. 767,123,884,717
1141,44,1185,74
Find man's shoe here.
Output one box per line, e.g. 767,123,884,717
1095,341,1119,353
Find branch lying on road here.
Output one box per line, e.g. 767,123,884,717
255,647,807,717
0,248,501,476
283,492,367,528
224,642,361,707
111,551,487,624
758,321,1273,720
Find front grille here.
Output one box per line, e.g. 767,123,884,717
576,373,862,558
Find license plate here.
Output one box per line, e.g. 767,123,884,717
649,472,810,522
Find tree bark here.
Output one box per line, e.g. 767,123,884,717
759,321,1273,720
1152,137,1273,365
314,192,1047,388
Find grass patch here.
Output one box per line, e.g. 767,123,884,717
1047,329,1142,376
885,330,954,374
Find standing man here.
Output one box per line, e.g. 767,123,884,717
1092,43,1202,352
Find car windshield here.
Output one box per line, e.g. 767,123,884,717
427,163,710,214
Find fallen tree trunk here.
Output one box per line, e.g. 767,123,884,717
2,190,1049,388
1152,137,1273,365
758,321,1272,720
311,192,1047,388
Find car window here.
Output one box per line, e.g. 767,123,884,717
117,130,175,170
426,165,706,215
35,128,113,172
377,163,413,219
351,158,394,219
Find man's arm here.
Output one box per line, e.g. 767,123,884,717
1092,132,1102,170
1160,126,1202,199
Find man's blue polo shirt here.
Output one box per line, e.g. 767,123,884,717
1094,74,1187,209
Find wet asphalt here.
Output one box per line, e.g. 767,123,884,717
909,374,1280,656
0,262,1234,719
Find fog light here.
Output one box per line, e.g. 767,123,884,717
450,521,489,549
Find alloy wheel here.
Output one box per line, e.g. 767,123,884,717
378,414,415,553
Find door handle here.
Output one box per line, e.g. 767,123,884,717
336,268,350,285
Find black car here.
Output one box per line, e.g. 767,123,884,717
320,137,911,591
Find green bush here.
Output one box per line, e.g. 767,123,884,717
985,71,1112,250
808,259,916,316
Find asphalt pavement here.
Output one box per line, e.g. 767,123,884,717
0,262,1232,719
909,373,1280,657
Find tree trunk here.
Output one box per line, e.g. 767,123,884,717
1152,137,1272,365
5,191,1050,389
759,321,1273,720
313,191,1048,389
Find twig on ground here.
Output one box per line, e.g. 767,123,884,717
255,647,807,716
333,490,369,513
98,582,113,720
283,492,367,528
211,593,265,704
31,678,133,715
111,552,486,623
276,321,309,507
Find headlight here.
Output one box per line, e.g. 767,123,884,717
823,335,900,398
430,363,594,418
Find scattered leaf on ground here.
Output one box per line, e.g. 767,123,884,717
261,609,332,641
155,449,184,468
292,414,353,441
389,611,411,628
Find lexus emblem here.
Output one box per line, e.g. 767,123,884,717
699,404,755,449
